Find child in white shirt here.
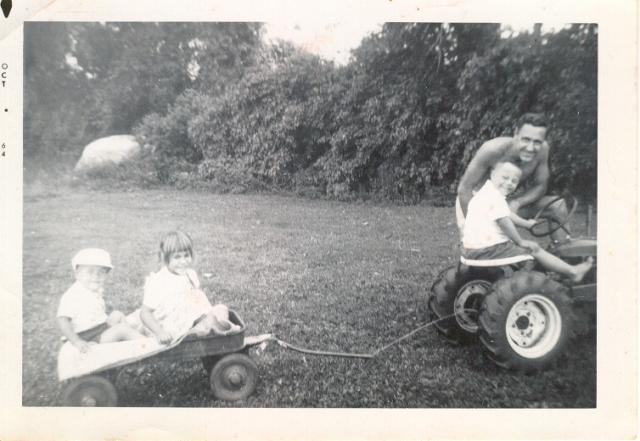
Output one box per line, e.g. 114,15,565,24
462,161,592,282
140,231,240,344
57,248,144,353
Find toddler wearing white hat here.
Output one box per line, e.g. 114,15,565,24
57,248,144,353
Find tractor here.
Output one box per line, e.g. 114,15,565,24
428,195,596,372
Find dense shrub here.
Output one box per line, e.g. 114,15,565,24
24,23,96,163
25,23,597,203
71,157,160,189
435,25,598,198
308,24,503,201
190,49,338,189
25,22,264,174
133,90,212,183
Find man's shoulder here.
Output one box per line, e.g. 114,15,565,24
477,137,513,158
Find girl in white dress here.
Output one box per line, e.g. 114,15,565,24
140,231,240,344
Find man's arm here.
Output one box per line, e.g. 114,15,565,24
509,144,550,211
457,139,508,216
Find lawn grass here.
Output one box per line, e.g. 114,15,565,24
22,187,596,407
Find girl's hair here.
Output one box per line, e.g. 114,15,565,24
159,230,193,264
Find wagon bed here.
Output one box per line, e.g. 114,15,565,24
60,310,259,406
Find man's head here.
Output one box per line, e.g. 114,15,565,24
514,113,548,163
490,161,522,196
72,248,113,293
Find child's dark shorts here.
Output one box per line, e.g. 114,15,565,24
76,322,109,342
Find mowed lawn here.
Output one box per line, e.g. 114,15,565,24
22,188,596,407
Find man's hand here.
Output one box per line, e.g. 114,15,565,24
519,239,541,254
524,219,538,230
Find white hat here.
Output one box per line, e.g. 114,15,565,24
71,248,114,270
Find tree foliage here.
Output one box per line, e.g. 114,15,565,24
442,24,597,196
25,22,263,161
25,23,597,201
24,23,93,160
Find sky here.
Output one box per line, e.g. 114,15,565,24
263,21,572,65
62,21,574,71
263,20,383,65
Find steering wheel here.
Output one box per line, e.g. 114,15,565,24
528,194,578,238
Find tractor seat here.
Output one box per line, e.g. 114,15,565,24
460,255,534,268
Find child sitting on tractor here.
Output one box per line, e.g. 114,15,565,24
462,160,592,282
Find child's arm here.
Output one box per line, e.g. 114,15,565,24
496,217,540,253
140,305,172,344
509,212,537,229
57,316,92,353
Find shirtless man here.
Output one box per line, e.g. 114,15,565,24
456,113,569,242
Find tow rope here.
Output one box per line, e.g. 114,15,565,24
244,312,460,360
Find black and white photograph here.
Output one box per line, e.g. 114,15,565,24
22,19,601,407
1,0,637,439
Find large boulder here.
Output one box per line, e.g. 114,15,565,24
74,135,142,172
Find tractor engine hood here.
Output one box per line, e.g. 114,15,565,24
552,238,597,257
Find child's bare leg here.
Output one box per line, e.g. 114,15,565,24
191,313,214,336
211,304,230,321
531,248,593,282
211,304,240,332
99,322,145,343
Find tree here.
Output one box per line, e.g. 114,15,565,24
25,23,597,201
24,22,93,160
190,47,338,187
441,24,597,197
314,23,503,201
25,22,265,165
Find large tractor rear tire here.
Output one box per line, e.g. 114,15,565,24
478,271,574,372
428,265,499,344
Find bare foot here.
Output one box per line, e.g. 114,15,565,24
211,319,242,335
571,257,594,283
190,322,211,337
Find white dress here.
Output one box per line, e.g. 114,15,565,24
128,267,213,341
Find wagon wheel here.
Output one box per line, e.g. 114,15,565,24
209,353,258,401
427,264,502,344
62,374,118,406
